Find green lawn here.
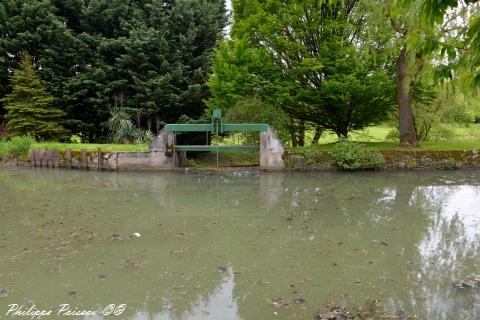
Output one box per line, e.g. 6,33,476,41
310,125,393,143
30,142,149,152
290,124,480,152
308,124,480,144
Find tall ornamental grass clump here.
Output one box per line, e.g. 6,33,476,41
329,139,385,170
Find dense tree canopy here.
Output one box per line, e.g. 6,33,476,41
0,0,478,147
0,0,227,142
209,0,397,141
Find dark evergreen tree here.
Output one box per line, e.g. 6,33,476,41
62,0,228,141
0,52,67,139
0,0,77,117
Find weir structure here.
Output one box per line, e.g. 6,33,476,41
151,109,285,170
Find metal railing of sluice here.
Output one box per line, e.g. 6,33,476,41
164,109,268,166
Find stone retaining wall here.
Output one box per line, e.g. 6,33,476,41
284,149,480,170
7,143,480,172
28,149,176,171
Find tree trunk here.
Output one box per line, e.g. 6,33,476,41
288,119,306,147
396,44,419,147
335,126,349,139
288,119,298,147
311,126,323,144
297,121,305,147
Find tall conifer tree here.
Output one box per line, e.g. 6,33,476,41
0,53,67,139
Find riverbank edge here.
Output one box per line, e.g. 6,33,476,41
1,148,480,172
285,149,480,171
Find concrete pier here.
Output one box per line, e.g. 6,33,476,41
260,126,285,170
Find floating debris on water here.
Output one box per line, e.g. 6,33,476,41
266,298,290,309
266,297,307,309
453,275,480,289
0,288,8,298
292,297,306,305
96,274,107,280
216,266,228,273
314,300,413,320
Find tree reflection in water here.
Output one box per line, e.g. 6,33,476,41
412,186,480,320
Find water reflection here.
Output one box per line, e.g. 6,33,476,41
0,169,480,319
414,186,480,320
87,268,238,320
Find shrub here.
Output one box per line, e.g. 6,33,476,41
6,136,35,159
134,129,154,144
329,139,385,170
224,97,290,144
303,151,317,166
0,140,7,157
385,128,399,142
107,107,154,144
425,125,455,142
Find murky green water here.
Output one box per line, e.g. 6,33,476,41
1,168,480,319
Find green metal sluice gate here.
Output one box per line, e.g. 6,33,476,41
164,108,268,166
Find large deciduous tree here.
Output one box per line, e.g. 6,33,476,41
386,1,425,147
385,0,479,146
209,0,396,143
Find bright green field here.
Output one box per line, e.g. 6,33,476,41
308,124,480,144
290,124,480,152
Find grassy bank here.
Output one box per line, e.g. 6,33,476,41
289,141,480,153
30,142,149,152
0,140,149,160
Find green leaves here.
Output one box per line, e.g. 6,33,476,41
329,139,385,170
0,0,227,141
210,0,396,139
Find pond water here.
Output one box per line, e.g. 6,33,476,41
0,168,480,319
